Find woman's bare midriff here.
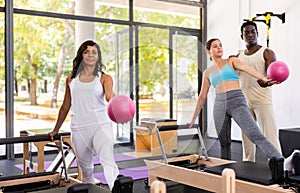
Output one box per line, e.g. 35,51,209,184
215,80,241,93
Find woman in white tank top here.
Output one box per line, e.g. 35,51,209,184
48,40,119,190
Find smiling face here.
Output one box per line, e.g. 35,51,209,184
241,24,258,46
82,45,99,67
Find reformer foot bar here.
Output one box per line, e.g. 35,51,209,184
155,124,208,164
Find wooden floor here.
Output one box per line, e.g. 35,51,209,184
0,138,268,193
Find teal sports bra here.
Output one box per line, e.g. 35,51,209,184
209,63,239,88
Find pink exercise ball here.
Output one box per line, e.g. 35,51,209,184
107,95,135,124
267,61,290,82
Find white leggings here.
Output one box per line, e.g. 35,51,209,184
71,123,119,190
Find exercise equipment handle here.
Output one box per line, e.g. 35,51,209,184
157,124,198,131
0,133,70,145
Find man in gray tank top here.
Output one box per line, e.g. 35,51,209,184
238,21,282,162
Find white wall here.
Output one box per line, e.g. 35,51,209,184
206,0,300,140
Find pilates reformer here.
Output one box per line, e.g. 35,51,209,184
19,129,79,178
0,133,134,193
144,124,300,193
0,133,78,192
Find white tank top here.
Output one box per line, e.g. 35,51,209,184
69,73,110,129
238,47,272,104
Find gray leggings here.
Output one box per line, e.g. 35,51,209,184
213,89,282,160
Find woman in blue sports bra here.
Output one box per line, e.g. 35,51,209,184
188,38,298,171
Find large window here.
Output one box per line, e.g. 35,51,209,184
137,27,170,119
12,16,131,152
1,0,203,156
12,14,75,153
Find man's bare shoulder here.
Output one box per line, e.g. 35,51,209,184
264,47,275,55
263,47,276,61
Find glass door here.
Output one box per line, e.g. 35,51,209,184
171,29,201,127
111,26,203,144
134,26,202,125
100,27,132,144
136,26,171,121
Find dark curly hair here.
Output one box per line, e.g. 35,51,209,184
71,40,105,79
240,21,258,35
